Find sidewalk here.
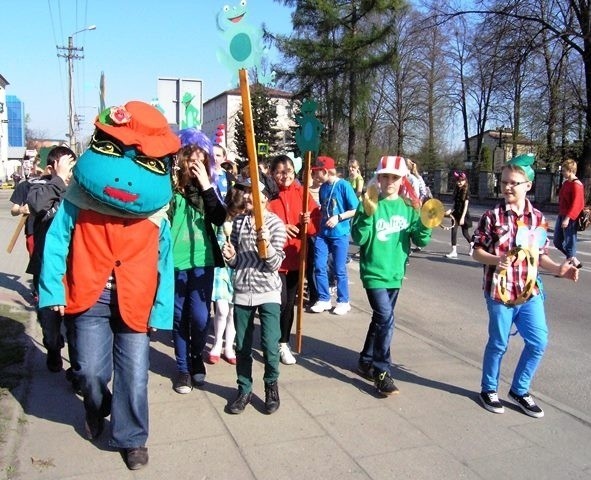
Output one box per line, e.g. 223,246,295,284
2,193,591,479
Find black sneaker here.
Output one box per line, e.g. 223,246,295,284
509,390,544,418
173,372,193,394
46,349,63,373
479,391,505,414
374,371,399,396
226,391,252,414
191,357,206,386
84,413,104,440
124,446,149,470
356,361,374,380
264,382,280,414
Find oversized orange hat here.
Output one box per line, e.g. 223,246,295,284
94,101,180,157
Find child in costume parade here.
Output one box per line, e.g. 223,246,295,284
352,156,432,396
38,101,179,470
268,154,320,365
170,129,227,393
472,153,578,418
222,175,287,415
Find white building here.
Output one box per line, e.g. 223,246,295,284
0,74,9,182
202,85,294,161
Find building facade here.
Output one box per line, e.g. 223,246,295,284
6,95,25,147
202,85,294,162
0,74,9,182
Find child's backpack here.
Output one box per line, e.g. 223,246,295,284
576,206,591,231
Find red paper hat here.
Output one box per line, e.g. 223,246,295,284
94,101,180,157
311,156,335,171
376,156,408,177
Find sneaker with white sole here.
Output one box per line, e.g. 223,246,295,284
333,302,351,315
509,390,544,418
310,300,332,313
173,372,193,394
445,251,458,259
479,391,504,414
279,343,296,365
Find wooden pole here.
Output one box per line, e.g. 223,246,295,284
238,69,267,258
6,215,27,254
295,151,312,353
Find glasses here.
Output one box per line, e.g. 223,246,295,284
501,180,529,188
274,169,295,176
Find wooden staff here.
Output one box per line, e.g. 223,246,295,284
6,215,27,254
238,68,267,258
295,151,312,353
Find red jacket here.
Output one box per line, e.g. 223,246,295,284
268,182,320,272
558,179,585,220
65,209,159,332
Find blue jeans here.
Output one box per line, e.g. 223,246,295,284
553,216,577,259
481,293,548,396
359,288,400,374
314,235,349,303
172,267,214,374
74,288,150,448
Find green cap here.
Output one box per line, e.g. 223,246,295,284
507,153,535,181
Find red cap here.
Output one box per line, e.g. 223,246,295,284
311,156,335,171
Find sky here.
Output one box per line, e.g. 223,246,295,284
0,0,294,141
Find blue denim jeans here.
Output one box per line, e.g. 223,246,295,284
359,288,400,374
553,216,578,259
314,235,350,303
481,293,547,396
74,288,150,449
172,267,214,374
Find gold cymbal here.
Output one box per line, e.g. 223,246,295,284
420,198,445,228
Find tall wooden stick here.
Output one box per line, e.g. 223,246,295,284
6,215,27,254
295,151,312,353
238,69,267,258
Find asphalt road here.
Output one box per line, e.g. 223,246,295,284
376,204,591,419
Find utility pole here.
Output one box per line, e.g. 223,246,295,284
57,25,96,154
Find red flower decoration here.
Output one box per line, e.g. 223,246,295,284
109,106,132,125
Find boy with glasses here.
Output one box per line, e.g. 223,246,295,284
472,153,579,418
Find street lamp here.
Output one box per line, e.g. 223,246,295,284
57,25,96,153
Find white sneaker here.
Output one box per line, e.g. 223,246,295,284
445,251,458,259
469,242,474,256
279,343,296,365
333,302,351,315
310,300,332,313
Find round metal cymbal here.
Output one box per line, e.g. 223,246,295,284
420,198,445,228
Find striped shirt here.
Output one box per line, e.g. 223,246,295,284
472,199,549,303
227,210,287,306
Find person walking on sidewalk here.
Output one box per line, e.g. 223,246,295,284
553,158,585,268
445,171,473,259
472,153,579,419
310,156,359,315
351,156,432,396
268,154,320,365
222,175,287,415
169,129,227,393
26,146,78,389
38,101,180,470
207,187,246,365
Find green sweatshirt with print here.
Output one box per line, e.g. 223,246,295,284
351,196,432,289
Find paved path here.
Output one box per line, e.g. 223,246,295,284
1,190,590,479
